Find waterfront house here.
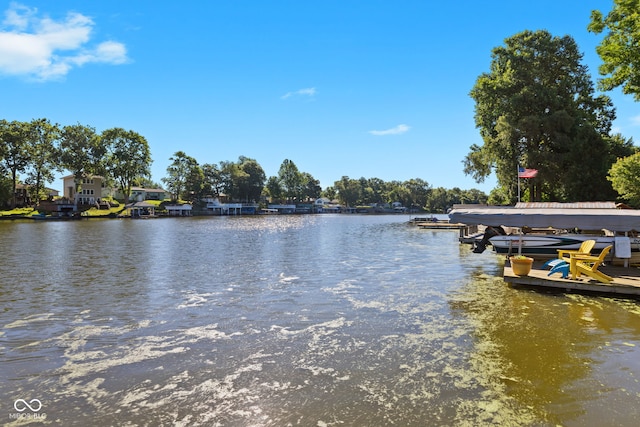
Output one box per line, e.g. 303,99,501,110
62,174,112,205
11,184,59,207
314,198,341,213
117,186,169,202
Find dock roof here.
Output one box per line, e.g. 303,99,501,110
449,206,640,232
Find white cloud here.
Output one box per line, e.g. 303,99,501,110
631,115,640,126
369,124,410,136
281,87,317,99
0,3,128,80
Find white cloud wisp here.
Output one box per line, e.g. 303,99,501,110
0,3,128,81
369,124,410,136
281,87,317,100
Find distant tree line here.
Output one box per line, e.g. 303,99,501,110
0,118,486,212
162,152,488,212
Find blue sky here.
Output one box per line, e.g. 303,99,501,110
0,1,637,194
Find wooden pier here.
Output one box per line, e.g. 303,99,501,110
416,221,468,230
504,263,640,297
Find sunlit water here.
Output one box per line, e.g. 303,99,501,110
1,215,639,426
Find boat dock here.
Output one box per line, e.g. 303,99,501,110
416,221,468,230
504,263,640,297
410,217,479,233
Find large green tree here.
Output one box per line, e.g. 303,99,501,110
235,156,266,202
264,176,283,203
403,178,432,209
334,176,362,207
466,30,617,202
102,128,152,202
588,0,640,100
278,159,303,202
162,151,200,201
301,172,322,201
25,119,60,204
59,123,105,199
0,120,31,208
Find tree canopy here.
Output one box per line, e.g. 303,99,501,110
0,120,30,208
466,30,625,203
162,151,199,201
102,127,152,202
25,118,60,204
608,149,640,207
59,123,105,189
588,0,640,100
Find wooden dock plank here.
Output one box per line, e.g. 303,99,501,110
503,263,640,297
416,222,466,229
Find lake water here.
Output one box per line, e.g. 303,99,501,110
1,214,640,426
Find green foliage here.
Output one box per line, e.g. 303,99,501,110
264,175,283,202
201,163,223,197
60,123,105,177
236,157,266,202
0,115,491,209
0,119,31,208
608,151,640,207
278,159,303,202
59,123,105,196
330,176,484,212
301,172,322,201
467,29,618,202
425,186,488,213
264,159,321,203
0,175,12,209
102,127,152,202
25,118,60,204
588,0,640,100
162,151,200,201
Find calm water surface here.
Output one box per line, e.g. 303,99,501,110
1,215,639,426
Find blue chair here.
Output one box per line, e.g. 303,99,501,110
543,258,565,269
543,258,570,279
548,261,570,278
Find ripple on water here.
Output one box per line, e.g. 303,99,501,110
2,217,640,426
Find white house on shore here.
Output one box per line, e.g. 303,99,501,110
314,198,341,213
62,175,112,205
62,175,168,204
116,186,169,202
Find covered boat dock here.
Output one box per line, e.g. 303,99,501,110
449,203,640,297
448,203,640,232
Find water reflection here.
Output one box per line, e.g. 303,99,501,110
451,268,640,426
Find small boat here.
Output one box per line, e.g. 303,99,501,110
488,234,638,257
260,208,279,215
30,212,81,220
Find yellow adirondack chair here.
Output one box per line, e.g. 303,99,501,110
569,245,613,283
558,239,596,260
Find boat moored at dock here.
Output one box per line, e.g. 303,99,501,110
449,203,640,261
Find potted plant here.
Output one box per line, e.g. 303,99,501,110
509,255,534,276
